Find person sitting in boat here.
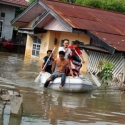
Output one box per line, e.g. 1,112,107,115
44,51,74,89
41,50,54,74
58,39,72,59
54,39,71,72
66,40,85,76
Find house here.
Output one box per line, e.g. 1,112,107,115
11,0,125,82
0,0,28,41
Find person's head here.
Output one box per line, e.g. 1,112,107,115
59,51,65,60
73,40,80,48
47,50,52,56
63,39,69,48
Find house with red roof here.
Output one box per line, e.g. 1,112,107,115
11,0,125,83
0,0,28,40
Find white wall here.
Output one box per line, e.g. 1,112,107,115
0,4,15,40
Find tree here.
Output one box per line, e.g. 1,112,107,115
59,0,76,3
60,0,125,13
28,0,35,4
15,0,35,18
15,7,25,17
15,0,125,18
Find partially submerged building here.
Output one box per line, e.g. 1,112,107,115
0,0,28,40
11,0,125,82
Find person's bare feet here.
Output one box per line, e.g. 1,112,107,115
59,84,63,89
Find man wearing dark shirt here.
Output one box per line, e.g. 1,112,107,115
41,50,54,74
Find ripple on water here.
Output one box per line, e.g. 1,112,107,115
0,52,125,125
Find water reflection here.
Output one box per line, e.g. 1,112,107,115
0,88,125,125
19,89,125,125
0,52,125,125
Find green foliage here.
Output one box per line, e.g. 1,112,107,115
15,0,125,20
60,0,125,13
28,0,35,4
15,0,35,18
15,7,25,17
59,0,76,2
98,60,114,84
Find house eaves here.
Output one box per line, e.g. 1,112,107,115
80,45,110,53
87,31,115,54
72,28,115,54
32,11,51,28
11,0,72,32
0,0,28,8
18,27,47,34
0,1,26,8
11,0,39,26
38,0,72,32
90,31,125,53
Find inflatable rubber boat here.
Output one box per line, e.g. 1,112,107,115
38,72,93,92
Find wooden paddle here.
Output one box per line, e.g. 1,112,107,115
34,47,55,83
74,50,101,87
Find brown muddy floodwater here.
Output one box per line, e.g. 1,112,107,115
0,52,125,125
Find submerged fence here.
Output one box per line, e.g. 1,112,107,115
87,51,124,83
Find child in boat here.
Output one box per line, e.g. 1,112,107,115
41,50,54,74
66,40,85,76
44,51,74,89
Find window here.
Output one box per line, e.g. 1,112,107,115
0,20,3,38
71,41,84,46
1,12,5,17
60,39,64,46
90,38,102,47
32,36,41,57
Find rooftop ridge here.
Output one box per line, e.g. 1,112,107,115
42,0,125,15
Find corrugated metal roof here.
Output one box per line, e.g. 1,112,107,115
0,0,29,7
90,31,125,52
42,0,125,52
11,0,125,52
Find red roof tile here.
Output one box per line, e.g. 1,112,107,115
42,0,125,52
0,0,29,7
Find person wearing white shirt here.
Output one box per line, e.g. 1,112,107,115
58,39,71,59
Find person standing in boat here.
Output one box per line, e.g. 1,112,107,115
41,50,54,74
44,51,74,89
67,40,85,76
69,40,85,63
58,39,72,59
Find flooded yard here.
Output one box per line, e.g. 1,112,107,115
0,52,125,125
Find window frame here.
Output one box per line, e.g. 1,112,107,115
32,36,41,58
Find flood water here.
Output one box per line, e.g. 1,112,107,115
0,52,125,125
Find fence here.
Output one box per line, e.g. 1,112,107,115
87,51,124,82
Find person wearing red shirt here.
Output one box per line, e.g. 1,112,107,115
68,40,85,63
66,40,85,76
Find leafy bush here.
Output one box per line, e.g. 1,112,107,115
98,60,114,84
